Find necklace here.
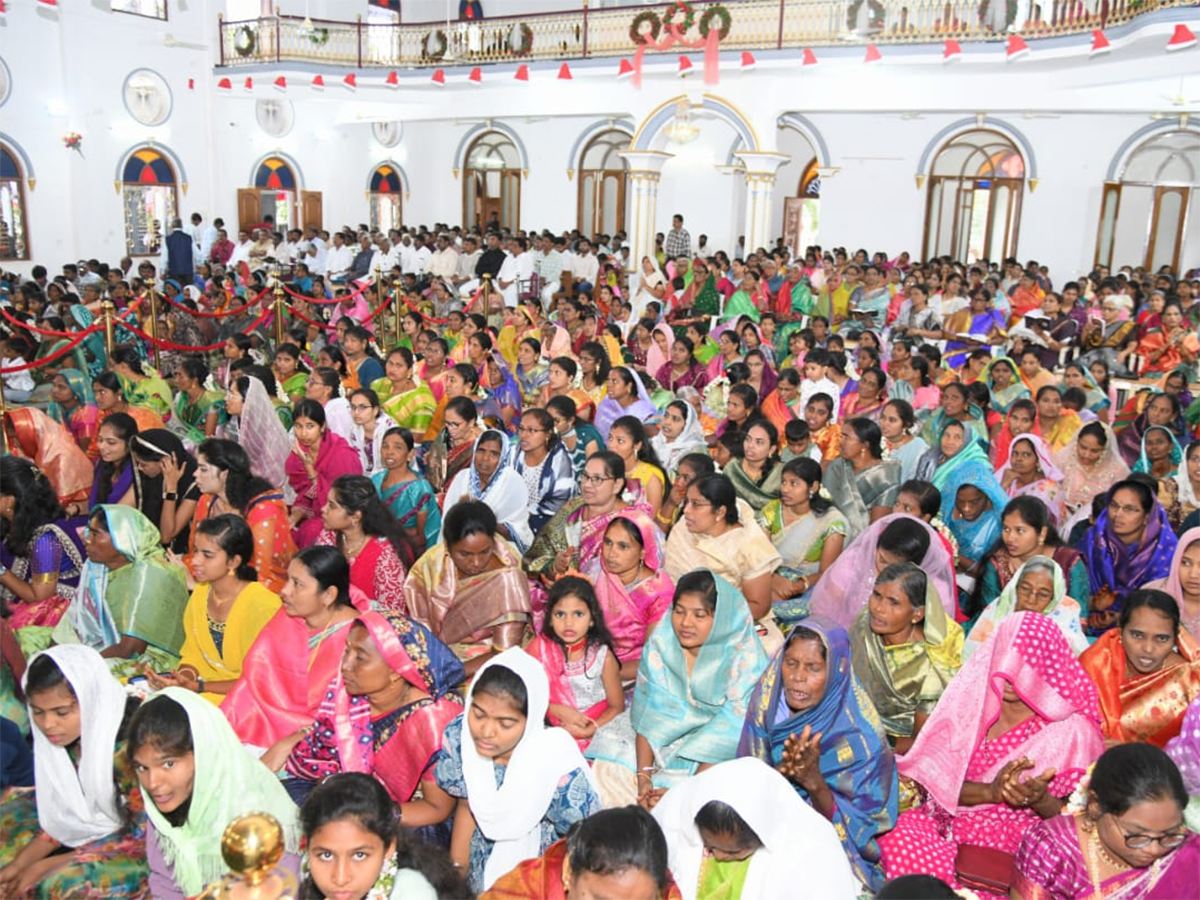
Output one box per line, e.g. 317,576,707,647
341,532,369,559
307,609,345,672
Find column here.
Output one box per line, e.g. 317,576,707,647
733,151,790,254
619,150,673,267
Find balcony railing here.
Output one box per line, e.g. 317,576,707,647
217,0,1194,68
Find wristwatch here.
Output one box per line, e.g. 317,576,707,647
196,677,205,693
163,491,179,502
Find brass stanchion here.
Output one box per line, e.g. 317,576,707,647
0,374,8,453
101,301,117,359
374,266,384,322
273,269,286,348
393,278,404,347
144,282,162,369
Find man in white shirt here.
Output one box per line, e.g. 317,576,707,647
425,234,458,282
228,229,255,267
496,236,533,309
325,232,355,283
397,233,416,275
409,234,433,279
571,238,599,293
452,235,481,292
303,225,327,276
533,234,564,311
191,213,219,262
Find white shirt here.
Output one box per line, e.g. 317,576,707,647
325,244,354,278
195,224,218,261
426,246,459,280
306,237,327,275
497,251,520,307
409,245,432,276
572,251,599,286
228,240,254,267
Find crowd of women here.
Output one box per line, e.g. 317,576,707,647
1,241,1199,900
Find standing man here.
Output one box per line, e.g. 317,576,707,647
663,213,691,260
161,217,195,283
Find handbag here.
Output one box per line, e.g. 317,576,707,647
954,844,1015,894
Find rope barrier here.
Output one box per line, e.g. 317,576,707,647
0,330,91,374
120,307,274,353
157,288,265,320
281,279,374,304
0,307,105,338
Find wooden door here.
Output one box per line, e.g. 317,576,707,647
783,197,804,257
1145,186,1189,273
237,188,260,233
301,191,323,231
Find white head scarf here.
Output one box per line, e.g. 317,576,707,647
237,375,291,487
24,645,128,847
651,397,708,474
461,647,597,890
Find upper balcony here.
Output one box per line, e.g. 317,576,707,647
216,0,1196,69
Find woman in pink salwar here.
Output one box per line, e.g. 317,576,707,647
879,612,1105,894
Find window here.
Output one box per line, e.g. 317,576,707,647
122,148,178,257
369,164,403,233
0,145,28,260
923,129,1025,263
366,4,400,65
1095,130,1199,273
463,133,521,231
578,130,629,237
112,0,167,19
783,159,821,257
252,157,298,229
225,0,268,20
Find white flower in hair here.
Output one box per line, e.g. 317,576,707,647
203,374,217,392
274,378,289,404
249,348,267,366
1065,763,1095,815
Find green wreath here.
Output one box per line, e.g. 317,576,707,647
629,10,661,44
698,4,731,39
845,0,885,31
662,0,696,34
233,24,257,57
514,22,533,56
308,27,329,46
422,29,448,59
978,0,1019,28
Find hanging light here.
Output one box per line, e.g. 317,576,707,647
665,99,700,145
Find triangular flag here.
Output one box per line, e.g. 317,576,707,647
342,73,357,90
187,77,195,90
37,0,57,6
617,58,635,80
943,39,962,61
243,76,254,91
1090,29,1111,55
678,55,694,76
863,44,882,63
802,48,818,66
0,1,8,15
311,74,325,90
385,70,399,87
468,67,482,84
557,62,572,80
740,51,756,70
514,64,529,81
1166,23,1196,51
431,68,446,86
216,77,232,91
273,76,287,91
1006,34,1030,60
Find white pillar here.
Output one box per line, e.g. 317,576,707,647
619,150,673,266
733,151,790,255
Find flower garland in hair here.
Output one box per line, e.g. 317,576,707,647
249,348,267,367
274,378,290,405
1065,763,1095,815
203,374,217,392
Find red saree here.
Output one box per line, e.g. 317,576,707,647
480,839,683,900
4,408,93,509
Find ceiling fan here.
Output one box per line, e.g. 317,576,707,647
163,33,208,50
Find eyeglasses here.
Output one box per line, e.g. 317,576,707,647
1109,815,1188,850
580,473,615,485
349,404,374,412
1107,500,1143,516
517,426,547,434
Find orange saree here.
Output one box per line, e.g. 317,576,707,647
4,408,93,509
479,839,683,900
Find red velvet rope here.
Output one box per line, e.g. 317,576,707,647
281,278,375,304
0,330,91,373
156,286,267,320
120,307,274,352
0,307,105,338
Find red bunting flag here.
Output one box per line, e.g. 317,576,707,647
342,73,357,90
678,55,694,76
618,58,635,79
312,74,325,90
431,68,446,86
1006,34,1030,60
802,48,819,66
216,77,232,90
557,62,572,80
740,51,756,70
385,70,399,87
514,64,529,81
943,39,962,62
1090,29,1111,55
863,44,882,63
243,76,254,91
468,67,482,84
1166,23,1196,51
273,76,287,91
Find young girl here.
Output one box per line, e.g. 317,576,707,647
525,576,624,749
126,688,301,900
371,427,441,552
297,773,470,900
434,648,601,894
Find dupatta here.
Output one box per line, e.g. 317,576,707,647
442,429,533,554
1053,421,1129,516
632,572,768,778
178,581,281,699
4,407,93,507
238,376,292,488
940,459,1009,564
525,635,610,741
1133,424,1184,476
46,367,96,424
593,366,660,440
723,457,783,514
649,401,707,475
1082,492,1178,628
964,556,1088,660
997,433,1067,523
982,357,1030,414
737,619,898,891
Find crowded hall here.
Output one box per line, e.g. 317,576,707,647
2,0,1200,898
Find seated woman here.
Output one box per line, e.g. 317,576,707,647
51,505,187,679
851,562,963,754
434,649,601,894
286,399,364,548
738,620,898,891
1082,479,1179,636
983,356,1029,416
823,417,902,534
372,427,441,554
724,418,783,514
1012,743,1199,900
840,364,888,422
809,514,957,631
88,412,138,510
939,452,1008,588
1138,299,1200,375
879,399,929,482
442,429,534,554
545,395,602,484
1053,422,1129,524
1079,589,1200,748
1145,527,1200,643
655,333,708,395
1160,440,1200,531
509,409,575,537
146,515,280,704
919,382,989,448
273,342,309,404
0,457,87,635
585,570,769,807
222,371,292,486
346,388,393,476
650,758,858,900
425,392,485,494
315,475,410,611
190,438,295,595
3,407,94,515
879,612,1105,892
130,430,200,556
1134,424,1184,483
107,348,172,420
998,434,1067,527
269,609,463,825
992,398,1039,469
168,359,224,445
538,357,596,425
0,647,146,900
1116,391,1185,468
404,501,531,676
594,365,660,441
220,546,359,750
913,421,986,493
968,554,1088,662
126,688,301,900
1035,385,1083,453
47,368,101,458
372,346,436,438
663,475,782,640
606,415,669,517
760,368,805,440
93,371,164,436
650,399,708,478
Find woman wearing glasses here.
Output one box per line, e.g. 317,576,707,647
508,409,574,536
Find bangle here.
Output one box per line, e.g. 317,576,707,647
163,491,179,502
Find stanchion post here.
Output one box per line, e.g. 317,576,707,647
145,281,162,369
0,374,7,453
272,268,286,348
101,301,116,359
393,278,404,347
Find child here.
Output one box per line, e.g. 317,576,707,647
715,429,744,469
1061,386,1097,423
798,349,841,424
524,576,624,750
1,337,36,403
781,418,822,463
434,649,600,893
298,772,470,900
804,393,841,464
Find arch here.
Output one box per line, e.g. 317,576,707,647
118,144,181,257
1106,120,1200,183
254,156,297,191
453,122,529,175
917,116,1036,182
247,151,305,191
0,133,35,185
631,93,760,152
777,113,831,168
367,160,407,233
577,127,632,235
0,140,30,259
114,142,187,191
462,131,523,230
365,160,410,195
568,118,635,174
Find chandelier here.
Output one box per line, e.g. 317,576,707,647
665,100,700,145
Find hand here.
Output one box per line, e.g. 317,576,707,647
1011,767,1057,811
668,477,689,506
0,864,23,897
779,725,824,792
637,783,667,811
160,454,182,492
554,547,575,575
1087,607,1120,632
558,708,596,739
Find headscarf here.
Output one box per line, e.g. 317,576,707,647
593,365,660,440
649,399,708,474
482,353,523,415
446,429,533,554
23,645,129,847
964,556,1088,660
645,321,675,376
992,405,1042,469
140,688,301,896
996,433,1066,486
940,458,1009,563
915,421,990,491
1053,422,1129,515
460,648,597,890
809,513,957,629
131,428,197,540
237,375,291,487
46,367,96,424
898,611,1104,813
737,619,898,891
1133,424,1184,476
982,356,1030,413
651,758,859,900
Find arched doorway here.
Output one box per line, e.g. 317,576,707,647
577,130,629,237
241,156,298,233
0,143,29,260
463,133,521,231
783,159,820,259
1095,129,1200,273
121,146,178,256
368,163,403,233
923,129,1025,263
